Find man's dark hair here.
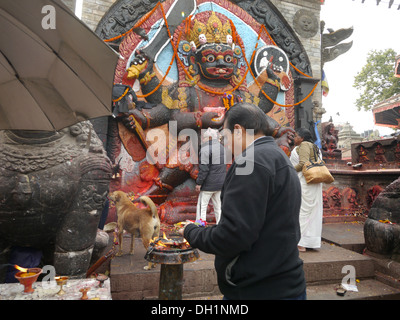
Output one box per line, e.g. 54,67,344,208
295,128,314,143
224,102,273,135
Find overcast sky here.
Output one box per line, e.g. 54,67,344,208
320,0,400,136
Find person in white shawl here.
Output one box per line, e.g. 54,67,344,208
290,128,323,252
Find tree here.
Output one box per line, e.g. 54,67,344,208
353,49,400,111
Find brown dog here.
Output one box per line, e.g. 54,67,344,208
108,191,160,270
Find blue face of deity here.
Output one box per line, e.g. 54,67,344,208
195,43,236,82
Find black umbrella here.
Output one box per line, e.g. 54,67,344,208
0,0,119,131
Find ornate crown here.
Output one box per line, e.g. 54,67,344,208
187,12,235,47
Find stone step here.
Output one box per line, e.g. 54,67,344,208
298,222,400,299
300,242,375,284
322,221,366,254
306,279,400,300
300,241,400,299
185,279,400,300
185,242,400,300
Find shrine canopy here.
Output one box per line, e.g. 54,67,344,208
372,93,400,129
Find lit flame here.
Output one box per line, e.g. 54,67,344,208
14,265,28,273
149,232,191,250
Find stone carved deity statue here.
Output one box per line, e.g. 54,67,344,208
321,122,341,160
106,0,309,224
0,123,112,280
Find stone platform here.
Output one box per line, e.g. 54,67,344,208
0,278,111,300
109,222,400,300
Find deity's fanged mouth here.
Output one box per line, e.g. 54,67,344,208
206,67,232,77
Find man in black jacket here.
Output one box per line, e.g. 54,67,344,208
180,103,306,300
195,128,226,224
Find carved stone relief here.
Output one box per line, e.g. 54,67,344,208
293,9,319,38
96,0,312,75
0,123,112,280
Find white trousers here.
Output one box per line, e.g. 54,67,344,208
196,191,222,224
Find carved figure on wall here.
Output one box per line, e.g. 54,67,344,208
374,143,387,163
357,145,369,163
342,187,358,209
326,186,342,208
0,123,112,280
104,0,314,224
293,9,319,39
364,177,400,262
321,122,341,159
96,0,160,49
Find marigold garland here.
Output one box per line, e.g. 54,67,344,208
223,92,235,110
112,87,130,102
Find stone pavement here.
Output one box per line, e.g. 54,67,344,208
108,222,400,300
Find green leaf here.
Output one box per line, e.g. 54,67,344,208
353,49,400,111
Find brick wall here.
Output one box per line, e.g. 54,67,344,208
81,0,118,31
62,0,117,31
271,0,322,111
62,0,76,12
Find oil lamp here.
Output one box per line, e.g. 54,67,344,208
96,274,108,288
55,276,69,295
14,265,42,294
